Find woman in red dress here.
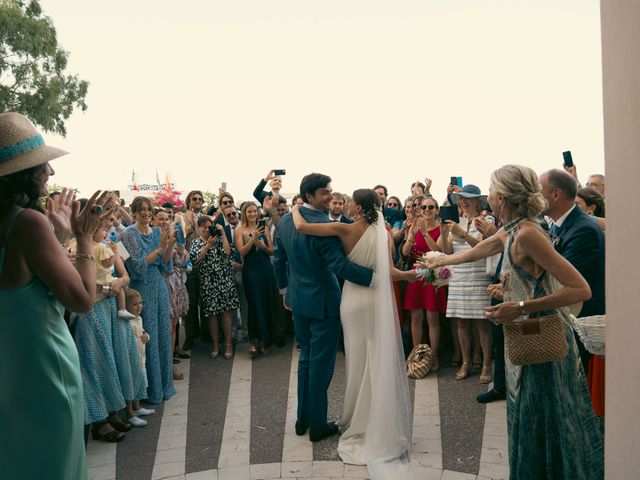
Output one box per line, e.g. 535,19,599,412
401,196,447,372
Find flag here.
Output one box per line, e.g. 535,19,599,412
156,169,161,187
132,170,138,190
165,173,172,191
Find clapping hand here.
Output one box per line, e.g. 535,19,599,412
47,188,75,240
487,283,504,301
71,191,114,240
484,302,520,325
475,216,497,238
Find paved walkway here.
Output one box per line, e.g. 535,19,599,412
87,340,509,480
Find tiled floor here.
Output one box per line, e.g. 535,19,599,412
87,343,509,480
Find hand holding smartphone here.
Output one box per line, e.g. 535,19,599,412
562,151,574,168
273,169,286,176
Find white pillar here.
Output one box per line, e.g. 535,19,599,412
600,1,640,477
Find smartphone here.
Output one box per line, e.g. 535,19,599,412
449,176,463,187
209,225,222,237
221,181,227,191
258,219,267,230
439,205,460,224
562,151,574,168
273,169,286,176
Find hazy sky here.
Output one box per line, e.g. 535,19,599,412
40,0,604,203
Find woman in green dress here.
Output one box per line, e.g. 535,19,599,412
0,112,113,479
421,164,603,479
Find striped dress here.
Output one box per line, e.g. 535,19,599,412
445,217,491,318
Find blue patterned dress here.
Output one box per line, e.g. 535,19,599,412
121,226,175,404
111,307,147,403
74,296,126,424
500,220,603,479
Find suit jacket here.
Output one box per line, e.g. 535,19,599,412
253,178,271,204
273,207,373,319
329,215,353,224
223,224,242,263
554,206,605,317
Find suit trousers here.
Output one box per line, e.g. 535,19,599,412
184,272,201,343
293,312,340,428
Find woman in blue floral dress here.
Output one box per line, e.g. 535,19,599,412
121,196,176,404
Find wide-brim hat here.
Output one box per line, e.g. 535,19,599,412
451,184,487,205
0,112,68,177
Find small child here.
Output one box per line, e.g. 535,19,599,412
93,223,135,320
124,289,155,424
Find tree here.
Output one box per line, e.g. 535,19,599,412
0,0,88,136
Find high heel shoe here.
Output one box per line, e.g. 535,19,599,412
248,343,257,357
455,362,470,380
479,365,493,384
210,345,220,358
224,344,234,359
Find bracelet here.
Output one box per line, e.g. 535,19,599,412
76,253,95,261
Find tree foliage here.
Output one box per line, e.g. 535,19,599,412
0,0,88,136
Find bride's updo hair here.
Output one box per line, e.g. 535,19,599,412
490,165,547,219
352,188,381,225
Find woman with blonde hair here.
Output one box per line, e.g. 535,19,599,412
422,164,603,479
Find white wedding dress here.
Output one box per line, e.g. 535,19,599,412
337,213,415,480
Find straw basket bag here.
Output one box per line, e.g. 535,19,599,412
406,344,433,379
504,314,568,365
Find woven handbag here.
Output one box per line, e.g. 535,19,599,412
504,314,569,365
406,344,433,379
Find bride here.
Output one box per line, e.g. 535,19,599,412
291,188,418,479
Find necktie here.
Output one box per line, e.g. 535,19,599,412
549,224,560,237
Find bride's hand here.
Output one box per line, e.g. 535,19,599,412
417,255,444,270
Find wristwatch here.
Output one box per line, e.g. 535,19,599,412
518,301,527,316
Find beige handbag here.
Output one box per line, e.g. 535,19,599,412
406,344,433,379
504,314,569,365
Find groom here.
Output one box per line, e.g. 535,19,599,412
273,173,374,442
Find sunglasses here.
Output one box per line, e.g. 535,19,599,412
225,212,238,217
192,197,203,202
221,200,233,205
387,202,399,208
420,205,436,211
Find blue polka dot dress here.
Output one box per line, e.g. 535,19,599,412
73,296,126,424
121,226,175,404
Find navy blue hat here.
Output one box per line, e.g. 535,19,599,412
451,184,486,204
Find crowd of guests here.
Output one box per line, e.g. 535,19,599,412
0,112,607,478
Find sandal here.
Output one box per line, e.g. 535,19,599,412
450,353,462,368
248,343,257,357
92,421,125,442
173,367,184,380
210,345,220,358
224,344,234,360
455,362,470,381
480,365,493,384
107,415,131,432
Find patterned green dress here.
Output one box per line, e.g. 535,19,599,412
500,219,603,479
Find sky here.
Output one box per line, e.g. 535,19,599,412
39,0,604,203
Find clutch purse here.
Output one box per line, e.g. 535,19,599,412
406,344,433,379
504,314,569,365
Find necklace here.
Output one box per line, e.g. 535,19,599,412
503,215,525,233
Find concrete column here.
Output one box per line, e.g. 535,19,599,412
600,1,640,477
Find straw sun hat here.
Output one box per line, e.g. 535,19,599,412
0,112,68,177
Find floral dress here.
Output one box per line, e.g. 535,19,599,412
165,247,190,321
190,237,239,317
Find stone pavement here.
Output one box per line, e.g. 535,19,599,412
87,339,509,480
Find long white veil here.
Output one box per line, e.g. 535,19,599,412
364,211,415,479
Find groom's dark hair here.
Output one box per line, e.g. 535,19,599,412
300,173,332,203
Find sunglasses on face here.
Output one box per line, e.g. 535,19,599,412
225,212,238,218
420,205,436,211
221,200,233,205
387,203,398,208
192,197,203,202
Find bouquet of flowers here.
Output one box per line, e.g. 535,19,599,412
416,251,452,289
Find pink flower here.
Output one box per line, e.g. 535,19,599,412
438,267,451,280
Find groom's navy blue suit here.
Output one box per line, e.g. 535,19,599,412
273,207,373,429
